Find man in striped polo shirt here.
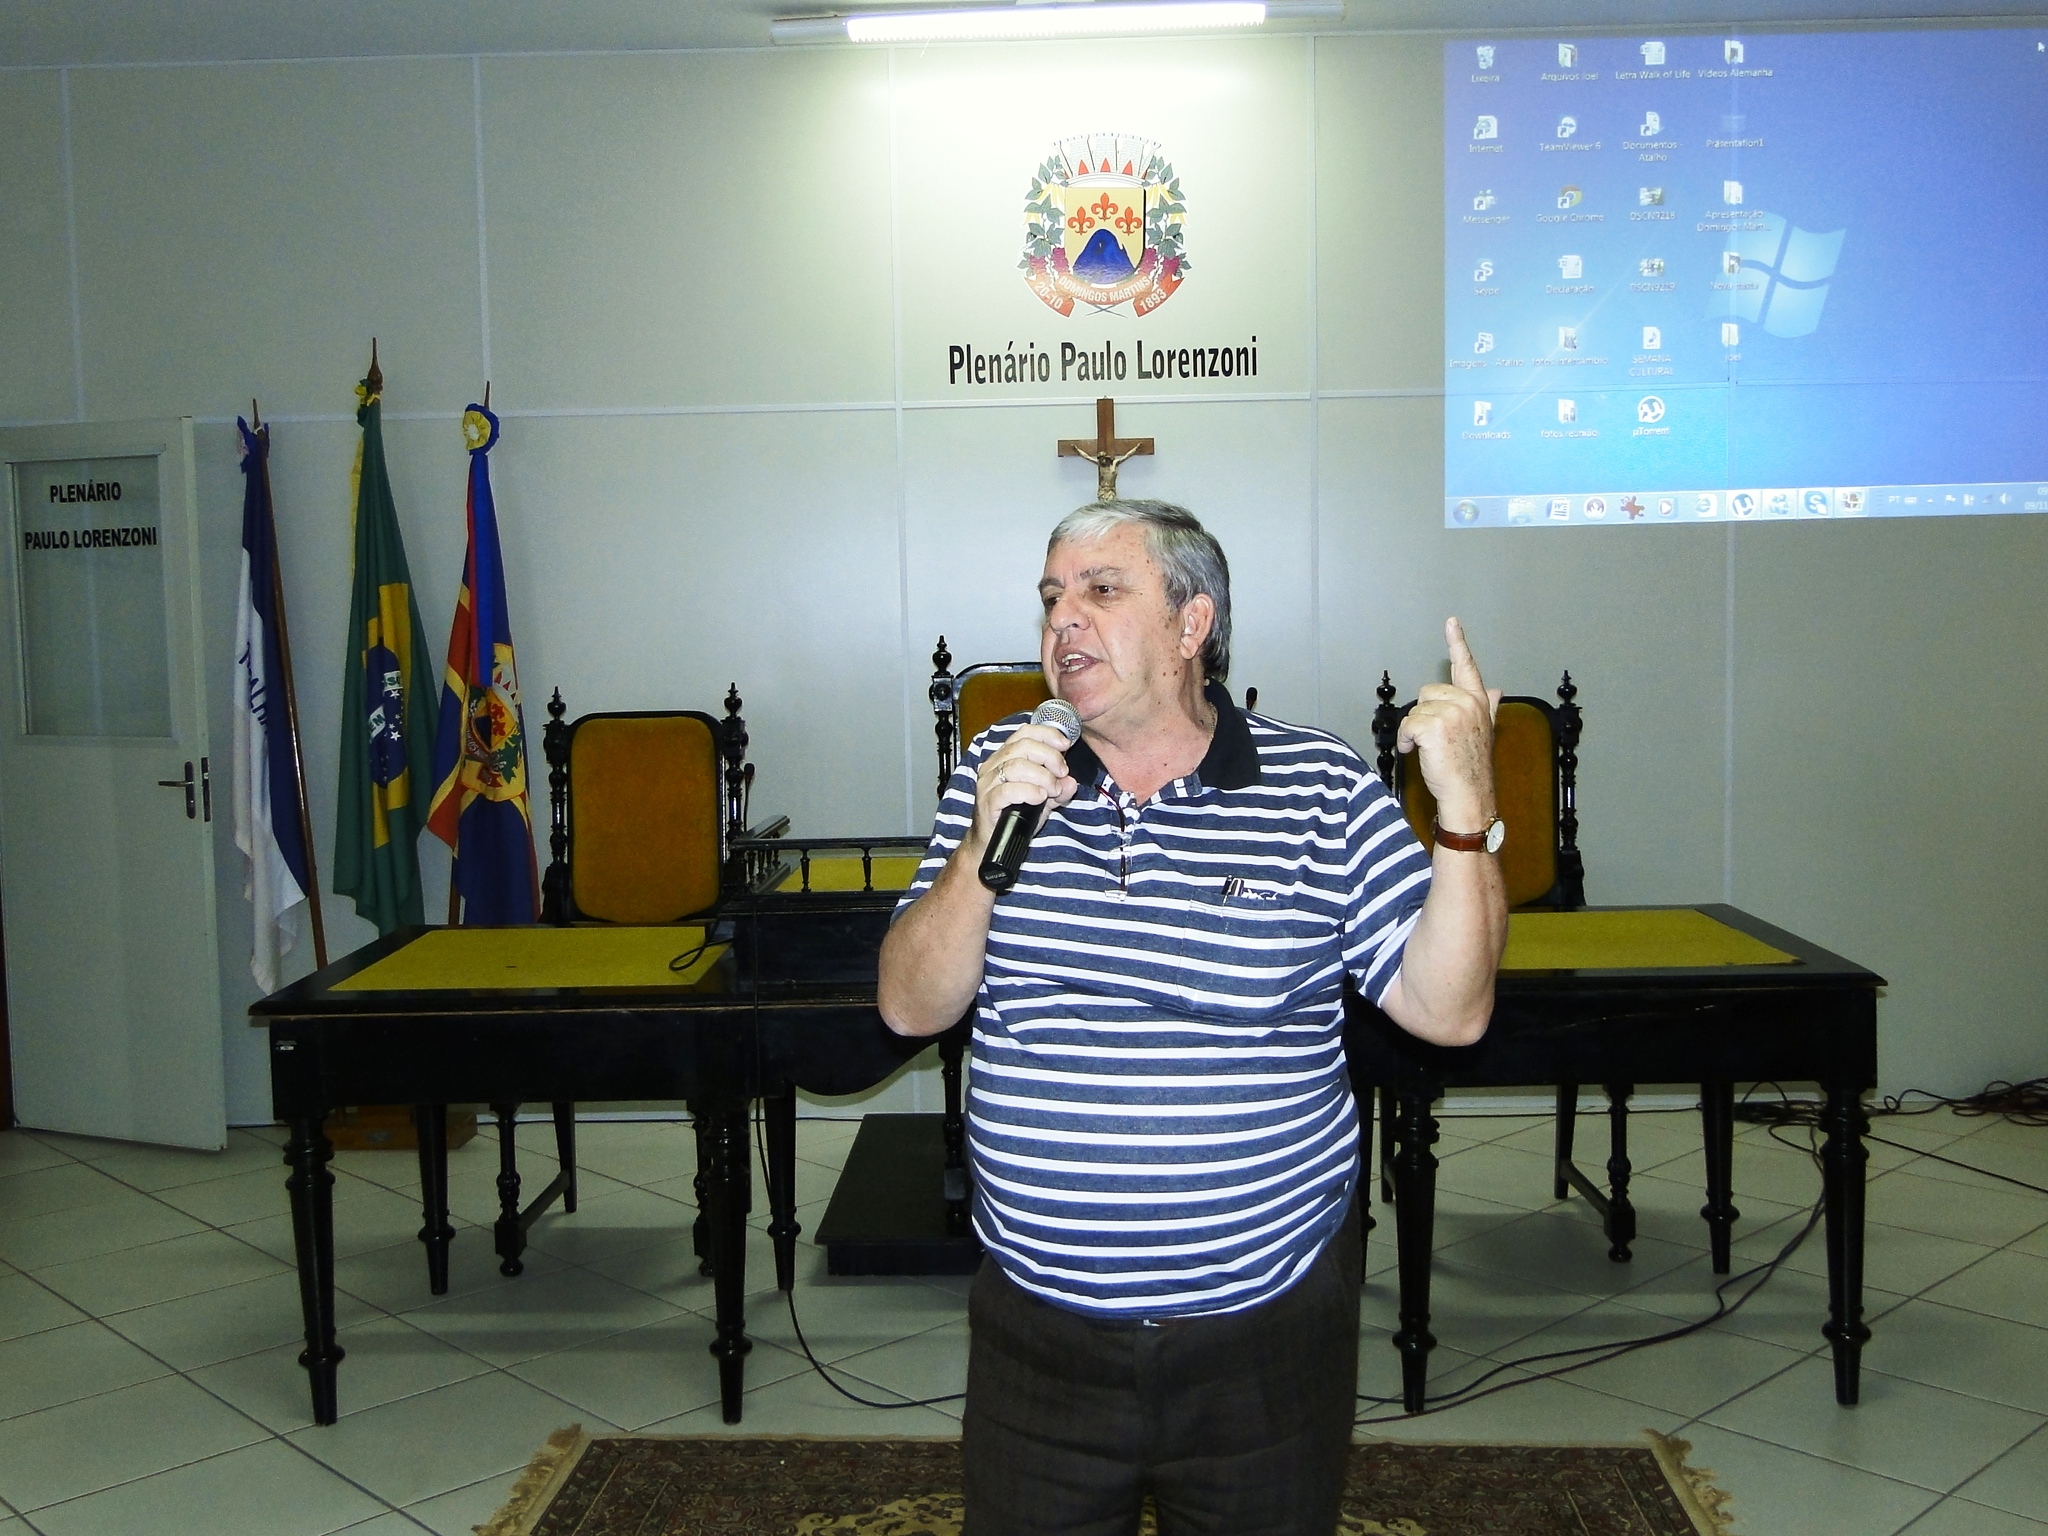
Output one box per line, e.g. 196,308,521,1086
880,500,1506,1535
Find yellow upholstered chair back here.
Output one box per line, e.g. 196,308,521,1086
958,667,1052,747
1396,700,1558,909
568,713,723,923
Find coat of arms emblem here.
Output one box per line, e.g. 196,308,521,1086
1021,133,1187,317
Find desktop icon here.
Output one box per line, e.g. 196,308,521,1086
1639,186,1665,207
1657,496,1677,518
1721,321,1741,347
1642,324,1662,349
1558,326,1579,351
1508,497,1534,524
1623,495,1646,520
1724,39,1745,64
1640,110,1662,136
1472,189,1497,211
1558,43,1578,67
1722,251,1743,275
1723,179,1744,205
1474,332,1496,354
1730,491,1757,518
1557,399,1577,423
1473,401,1493,426
1557,115,1578,139
1637,395,1666,423
1641,41,1666,66
1695,492,1720,517
1548,497,1572,521
1558,253,1583,279
1474,116,1499,140
1765,490,1793,516
1557,185,1583,209
1474,259,1495,282
1583,496,1609,520
1476,45,1495,69
1454,500,1480,524
1837,489,1867,515
1639,257,1665,277
1801,489,1833,517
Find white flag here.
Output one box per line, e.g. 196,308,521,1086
233,421,307,992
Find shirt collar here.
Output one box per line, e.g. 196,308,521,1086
1063,680,1261,797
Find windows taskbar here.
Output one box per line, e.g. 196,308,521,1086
1445,480,2048,528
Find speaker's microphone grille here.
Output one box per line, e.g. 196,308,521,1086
1032,698,1082,746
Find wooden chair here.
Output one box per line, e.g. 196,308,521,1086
462,685,773,1283
1363,673,1640,1260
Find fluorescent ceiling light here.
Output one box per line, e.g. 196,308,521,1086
772,2,1342,46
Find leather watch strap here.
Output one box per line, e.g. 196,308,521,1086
1434,816,1502,854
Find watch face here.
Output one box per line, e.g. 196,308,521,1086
1485,819,1507,854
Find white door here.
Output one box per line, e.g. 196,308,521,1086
0,419,226,1149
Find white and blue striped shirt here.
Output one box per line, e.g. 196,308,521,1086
898,685,1432,1319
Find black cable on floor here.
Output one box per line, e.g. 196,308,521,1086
750,1076,2040,1421
1353,1188,1825,1425
1733,1078,2048,1199
751,1100,966,1410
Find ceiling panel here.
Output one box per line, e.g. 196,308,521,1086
3,0,2043,68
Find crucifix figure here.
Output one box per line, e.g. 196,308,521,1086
1058,397,1154,500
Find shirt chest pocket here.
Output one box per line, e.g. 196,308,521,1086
1168,879,1330,948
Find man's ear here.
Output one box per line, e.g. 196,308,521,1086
1177,593,1216,660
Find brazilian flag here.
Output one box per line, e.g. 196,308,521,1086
334,373,439,934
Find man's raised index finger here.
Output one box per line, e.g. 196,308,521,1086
1446,615,1486,694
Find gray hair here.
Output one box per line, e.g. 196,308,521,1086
1048,499,1232,682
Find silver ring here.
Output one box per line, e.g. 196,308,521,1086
996,766,1008,785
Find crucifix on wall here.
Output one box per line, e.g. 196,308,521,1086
1058,397,1153,501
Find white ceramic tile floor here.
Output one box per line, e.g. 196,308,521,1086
0,1106,2039,1534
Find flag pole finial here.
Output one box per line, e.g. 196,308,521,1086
250,398,262,430
366,338,383,396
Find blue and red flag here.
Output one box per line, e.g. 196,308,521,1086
426,403,538,924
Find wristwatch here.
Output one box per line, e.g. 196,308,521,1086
1434,816,1505,854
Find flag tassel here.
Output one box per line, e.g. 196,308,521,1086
254,397,329,970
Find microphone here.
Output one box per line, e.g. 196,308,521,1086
978,698,1082,893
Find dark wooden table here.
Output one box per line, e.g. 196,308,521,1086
1344,904,1883,1412
251,893,926,1427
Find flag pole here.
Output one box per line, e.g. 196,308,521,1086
254,399,329,970
443,374,490,933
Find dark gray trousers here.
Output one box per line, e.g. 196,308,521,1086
962,1201,1361,1536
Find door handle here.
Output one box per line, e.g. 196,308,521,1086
157,761,196,819
199,756,212,823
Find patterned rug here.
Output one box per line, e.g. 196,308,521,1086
479,1430,1733,1536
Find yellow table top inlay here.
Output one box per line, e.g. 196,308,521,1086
1501,909,1794,972
796,854,922,893
334,926,724,992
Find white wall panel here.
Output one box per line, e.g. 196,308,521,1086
0,72,78,423
67,58,484,421
481,51,894,410
1315,35,1445,394
1733,518,2048,1097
